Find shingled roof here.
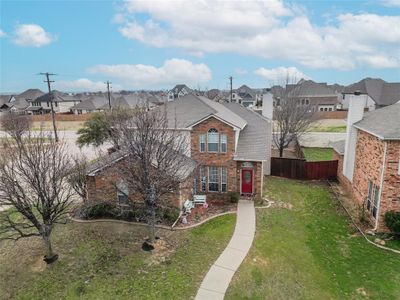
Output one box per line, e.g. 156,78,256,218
343,78,400,107
160,94,270,161
354,102,400,140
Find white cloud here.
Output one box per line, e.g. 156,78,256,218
255,66,308,83
87,58,212,88
116,1,400,70
381,0,400,7
0,29,5,38
55,78,122,92
13,24,56,47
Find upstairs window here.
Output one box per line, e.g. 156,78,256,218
207,128,219,152
220,134,227,153
199,134,206,152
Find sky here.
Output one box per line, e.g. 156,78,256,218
0,0,399,93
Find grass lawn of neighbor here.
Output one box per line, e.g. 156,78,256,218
302,147,334,161
226,177,400,300
0,214,235,299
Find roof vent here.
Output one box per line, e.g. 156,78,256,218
354,90,362,96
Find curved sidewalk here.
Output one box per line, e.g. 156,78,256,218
195,200,256,300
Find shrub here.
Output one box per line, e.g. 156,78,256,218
156,206,180,224
384,211,400,235
228,192,240,203
85,201,118,219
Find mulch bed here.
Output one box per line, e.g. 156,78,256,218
175,202,237,228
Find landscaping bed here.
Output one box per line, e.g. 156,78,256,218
226,177,400,300
0,213,236,299
176,202,237,228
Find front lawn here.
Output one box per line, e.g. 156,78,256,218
0,214,235,299
302,147,333,161
226,177,400,300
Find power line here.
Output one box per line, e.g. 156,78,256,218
39,72,59,142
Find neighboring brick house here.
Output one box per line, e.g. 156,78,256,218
334,97,400,232
86,94,272,208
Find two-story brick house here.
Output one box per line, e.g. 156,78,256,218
86,94,272,207
333,95,400,232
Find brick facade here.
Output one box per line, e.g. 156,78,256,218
191,116,263,201
87,116,264,208
337,129,400,231
86,157,192,208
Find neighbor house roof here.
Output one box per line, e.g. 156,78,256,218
353,103,400,140
35,91,82,103
223,102,271,161
17,89,45,100
343,78,400,107
287,79,339,97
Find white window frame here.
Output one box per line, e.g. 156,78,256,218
207,128,219,152
220,134,227,153
221,167,227,192
208,166,219,192
199,134,206,152
116,181,129,207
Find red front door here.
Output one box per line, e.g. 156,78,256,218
241,169,253,194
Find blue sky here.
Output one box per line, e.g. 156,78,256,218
0,0,399,93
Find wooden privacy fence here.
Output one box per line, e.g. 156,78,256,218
271,157,338,180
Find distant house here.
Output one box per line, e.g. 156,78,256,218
1,89,44,114
70,94,158,114
342,78,400,111
284,79,342,112
0,95,13,112
26,90,81,114
333,94,400,232
86,94,273,208
231,85,263,107
167,84,192,101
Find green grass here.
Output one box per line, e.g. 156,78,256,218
0,214,236,299
302,147,334,161
226,177,400,300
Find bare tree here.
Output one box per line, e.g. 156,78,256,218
117,107,191,244
0,113,32,146
68,155,89,202
273,81,314,157
0,128,75,263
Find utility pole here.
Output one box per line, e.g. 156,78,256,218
229,76,233,102
105,81,112,109
40,72,58,142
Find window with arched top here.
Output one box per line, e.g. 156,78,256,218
207,128,219,152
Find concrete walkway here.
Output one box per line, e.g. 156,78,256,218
195,200,255,300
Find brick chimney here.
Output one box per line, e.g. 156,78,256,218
262,89,274,120
343,91,368,182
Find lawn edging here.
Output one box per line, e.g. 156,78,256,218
328,181,400,255
68,210,237,231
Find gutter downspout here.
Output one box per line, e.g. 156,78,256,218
374,141,388,231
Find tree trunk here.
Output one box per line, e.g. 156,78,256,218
41,225,57,262
279,146,284,158
149,206,156,243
